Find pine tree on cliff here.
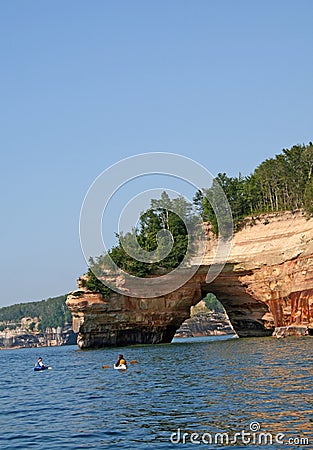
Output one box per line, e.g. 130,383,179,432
87,192,197,284
193,142,313,234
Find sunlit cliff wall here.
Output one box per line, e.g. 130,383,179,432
67,211,313,347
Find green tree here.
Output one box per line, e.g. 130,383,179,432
304,176,313,215
193,142,313,232
89,192,198,279
203,293,225,313
0,295,71,331
81,268,112,297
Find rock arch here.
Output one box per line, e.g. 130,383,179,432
67,211,313,348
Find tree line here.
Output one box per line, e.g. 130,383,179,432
4,142,311,306
194,142,313,232
84,142,313,291
83,191,199,294
0,295,71,331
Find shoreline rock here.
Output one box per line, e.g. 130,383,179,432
272,325,311,338
0,325,77,349
67,210,313,348
174,312,236,338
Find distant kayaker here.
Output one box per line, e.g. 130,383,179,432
34,357,46,370
115,354,127,367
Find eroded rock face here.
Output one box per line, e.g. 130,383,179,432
66,211,313,347
174,310,235,338
66,278,204,348
0,326,77,349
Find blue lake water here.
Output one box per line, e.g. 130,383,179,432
0,336,312,449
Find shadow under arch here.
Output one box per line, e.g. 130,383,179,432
200,271,274,338
173,293,236,339
67,266,275,348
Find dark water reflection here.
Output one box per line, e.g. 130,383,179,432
0,336,312,449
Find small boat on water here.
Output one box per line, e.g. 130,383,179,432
34,366,51,371
114,364,127,370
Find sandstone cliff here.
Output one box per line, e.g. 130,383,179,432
174,313,235,338
67,210,313,348
0,323,77,349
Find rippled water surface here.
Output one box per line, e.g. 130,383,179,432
0,336,312,449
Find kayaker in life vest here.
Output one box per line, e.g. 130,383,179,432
34,357,46,370
115,354,127,367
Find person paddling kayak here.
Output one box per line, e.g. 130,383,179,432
114,354,127,369
34,357,48,371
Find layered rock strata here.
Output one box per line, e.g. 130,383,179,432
174,301,235,338
67,278,204,348
67,211,313,347
0,325,77,349
174,312,235,338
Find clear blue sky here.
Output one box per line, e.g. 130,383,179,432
0,0,312,307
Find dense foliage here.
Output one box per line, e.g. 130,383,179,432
203,293,225,313
194,143,313,232
86,142,313,285
0,295,71,330
89,192,200,284
80,268,113,297
5,142,310,314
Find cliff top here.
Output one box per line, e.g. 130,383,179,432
202,210,313,270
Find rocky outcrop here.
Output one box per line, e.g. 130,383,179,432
174,312,235,338
66,280,204,348
0,325,77,349
67,210,313,347
272,325,309,338
173,300,235,338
